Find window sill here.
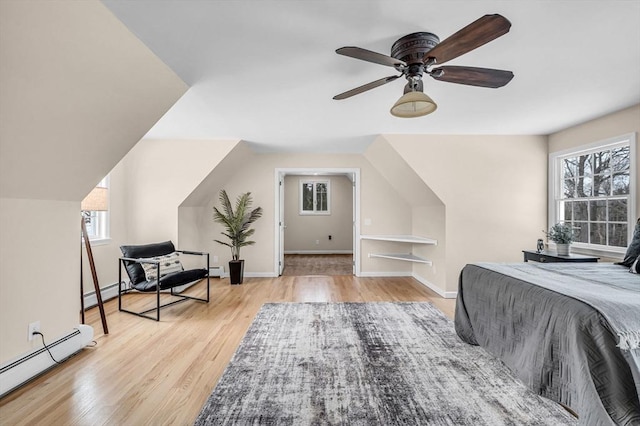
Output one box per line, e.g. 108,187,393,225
549,243,625,261
83,237,112,247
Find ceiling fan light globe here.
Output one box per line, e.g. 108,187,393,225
390,91,437,118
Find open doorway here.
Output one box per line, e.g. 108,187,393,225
275,168,360,276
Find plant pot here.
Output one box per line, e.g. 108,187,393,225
556,243,570,256
228,260,245,285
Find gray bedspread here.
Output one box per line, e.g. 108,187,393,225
455,262,640,426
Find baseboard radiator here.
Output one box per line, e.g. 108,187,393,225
0,324,93,398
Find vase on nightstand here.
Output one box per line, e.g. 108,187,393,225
556,243,570,256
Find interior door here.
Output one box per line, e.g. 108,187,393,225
279,175,285,275
352,173,356,275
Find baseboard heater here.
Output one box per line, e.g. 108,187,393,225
0,324,93,398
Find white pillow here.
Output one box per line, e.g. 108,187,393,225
139,252,183,281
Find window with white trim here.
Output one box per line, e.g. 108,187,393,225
81,175,110,242
549,133,636,253
300,180,330,215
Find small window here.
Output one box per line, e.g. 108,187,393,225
81,176,110,241
300,180,330,215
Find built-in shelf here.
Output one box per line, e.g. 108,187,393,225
368,253,432,265
361,234,436,266
360,235,437,245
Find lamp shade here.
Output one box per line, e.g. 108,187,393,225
81,187,108,211
390,91,437,118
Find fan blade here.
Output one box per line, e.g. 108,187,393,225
430,66,514,88
333,75,401,100
336,47,407,68
423,14,511,65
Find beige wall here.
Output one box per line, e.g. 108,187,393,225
80,160,128,294
283,175,353,253
364,137,446,289
120,139,238,245
0,1,187,363
0,1,187,201
548,104,640,219
178,152,413,276
385,134,549,293
0,199,80,361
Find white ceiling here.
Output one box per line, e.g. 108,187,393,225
101,1,640,153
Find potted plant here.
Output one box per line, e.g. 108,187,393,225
213,190,263,284
544,222,575,256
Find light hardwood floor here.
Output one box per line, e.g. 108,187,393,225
0,276,455,426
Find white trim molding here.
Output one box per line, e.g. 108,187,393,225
412,273,457,299
548,132,636,257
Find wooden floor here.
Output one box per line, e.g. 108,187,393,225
282,253,353,276
0,275,455,426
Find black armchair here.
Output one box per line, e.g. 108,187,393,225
118,241,210,321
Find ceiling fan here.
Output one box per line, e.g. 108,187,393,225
333,14,514,117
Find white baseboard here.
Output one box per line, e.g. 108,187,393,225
284,250,353,255
219,272,278,279
0,325,93,397
412,273,457,299
83,282,119,308
357,271,412,277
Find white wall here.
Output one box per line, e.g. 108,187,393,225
283,175,353,253
0,0,187,363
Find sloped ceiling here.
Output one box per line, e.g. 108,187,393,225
102,1,640,153
0,0,188,200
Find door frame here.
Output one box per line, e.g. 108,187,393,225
274,167,360,276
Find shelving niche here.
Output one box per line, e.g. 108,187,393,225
361,235,437,266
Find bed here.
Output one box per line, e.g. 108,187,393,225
455,262,640,426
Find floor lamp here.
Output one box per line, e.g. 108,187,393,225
81,187,109,334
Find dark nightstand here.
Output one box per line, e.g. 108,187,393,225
522,250,599,263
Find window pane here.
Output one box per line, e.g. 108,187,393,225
562,201,573,221
612,173,629,195
592,150,610,175
593,174,610,196
574,222,589,243
563,158,578,178
589,200,607,221
563,179,575,198
608,223,628,247
84,213,97,237
590,223,606,245
302,183,314,211
612,146,630,173
577,154,592,177
608,199,627,222
576,176,592,197
315,183,328,211
574,201,588,221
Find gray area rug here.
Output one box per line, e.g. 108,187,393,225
195,302,577,425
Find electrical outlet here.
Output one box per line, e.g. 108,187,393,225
213,255,219,263
28,321,40,341
315,240,320,245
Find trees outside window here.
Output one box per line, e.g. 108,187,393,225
550,134,635,252
300,180,330,215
